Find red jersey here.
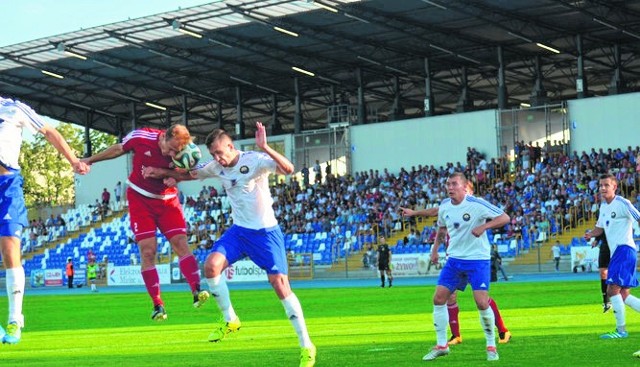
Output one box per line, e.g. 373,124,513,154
122,128,177,198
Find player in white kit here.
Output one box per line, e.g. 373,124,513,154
584,174,640,355
0,97,90,344
422,172,509,362
143,122,315,367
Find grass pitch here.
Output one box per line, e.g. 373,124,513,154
0,279,638,366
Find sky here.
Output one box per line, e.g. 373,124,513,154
0,0,215,47
3,1,215,137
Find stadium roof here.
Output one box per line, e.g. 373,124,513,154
1,0,640,140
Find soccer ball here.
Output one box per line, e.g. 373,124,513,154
172,142,202,170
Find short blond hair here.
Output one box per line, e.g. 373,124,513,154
165,124,192,149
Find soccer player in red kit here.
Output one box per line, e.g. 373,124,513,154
82,124,209,320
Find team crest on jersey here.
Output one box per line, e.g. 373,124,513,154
239,165,249,174
611,212,617,218
453,222,460,229
462,213,471,221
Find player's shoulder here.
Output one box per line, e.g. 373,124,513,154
439,198,452,207
123,128,160,143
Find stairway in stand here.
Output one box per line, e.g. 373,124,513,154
509,219,595,266
19,209,125,264
327,218,428,273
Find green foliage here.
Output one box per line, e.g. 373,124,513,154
0,280,638,366
18,123,117,208
89,128,118,155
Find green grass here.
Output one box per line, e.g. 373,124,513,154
1,280,639,366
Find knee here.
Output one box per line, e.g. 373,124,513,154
269,275,292,299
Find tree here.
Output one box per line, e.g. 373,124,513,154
89,129,117,156
18,122,117,208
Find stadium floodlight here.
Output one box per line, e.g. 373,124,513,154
41,70,64,79
145,102,167,111
312,1,339,13
421,0,448,10
292,66,315,77
171,19,203,39
536,43,561,54
273,26,299,37
55,42,88,60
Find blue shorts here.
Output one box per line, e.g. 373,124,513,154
437,258,491,292
607,245,639,288
0,173,27,237
213,224,288,275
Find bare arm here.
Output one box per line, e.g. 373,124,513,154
585,226,604,241
142,166,194,181
81,143,126,165
431,226,447,264
39,125,89,174
254,121,294,175
471,213,510,238
400,206,439,217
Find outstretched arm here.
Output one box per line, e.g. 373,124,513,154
400,206,439,217
81,143,126,165
39,125,90,174
142,167,195,181
254,121,294,175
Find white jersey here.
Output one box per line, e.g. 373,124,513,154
195,150,277,230
437,194,504,260
0,97,45,170
596,195,640,255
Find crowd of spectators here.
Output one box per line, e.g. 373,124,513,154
172,142,640,257
24,141,640,263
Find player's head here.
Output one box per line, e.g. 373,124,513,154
466,181,474,194
446,172,468,203
161,124,191,158
379,236,386,244
205,129,239,167
598,173,617,202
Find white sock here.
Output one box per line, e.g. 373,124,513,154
6,267,25,327
624,294,640,312
282,293,313,348
610,294,626,332
479,307,496,348
206,275,237,322
91,283,96,291
433,304,448,347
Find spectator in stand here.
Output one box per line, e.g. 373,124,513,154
313,160,322,184
301,165,310,188
114,181,122,203
101,188,111,206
